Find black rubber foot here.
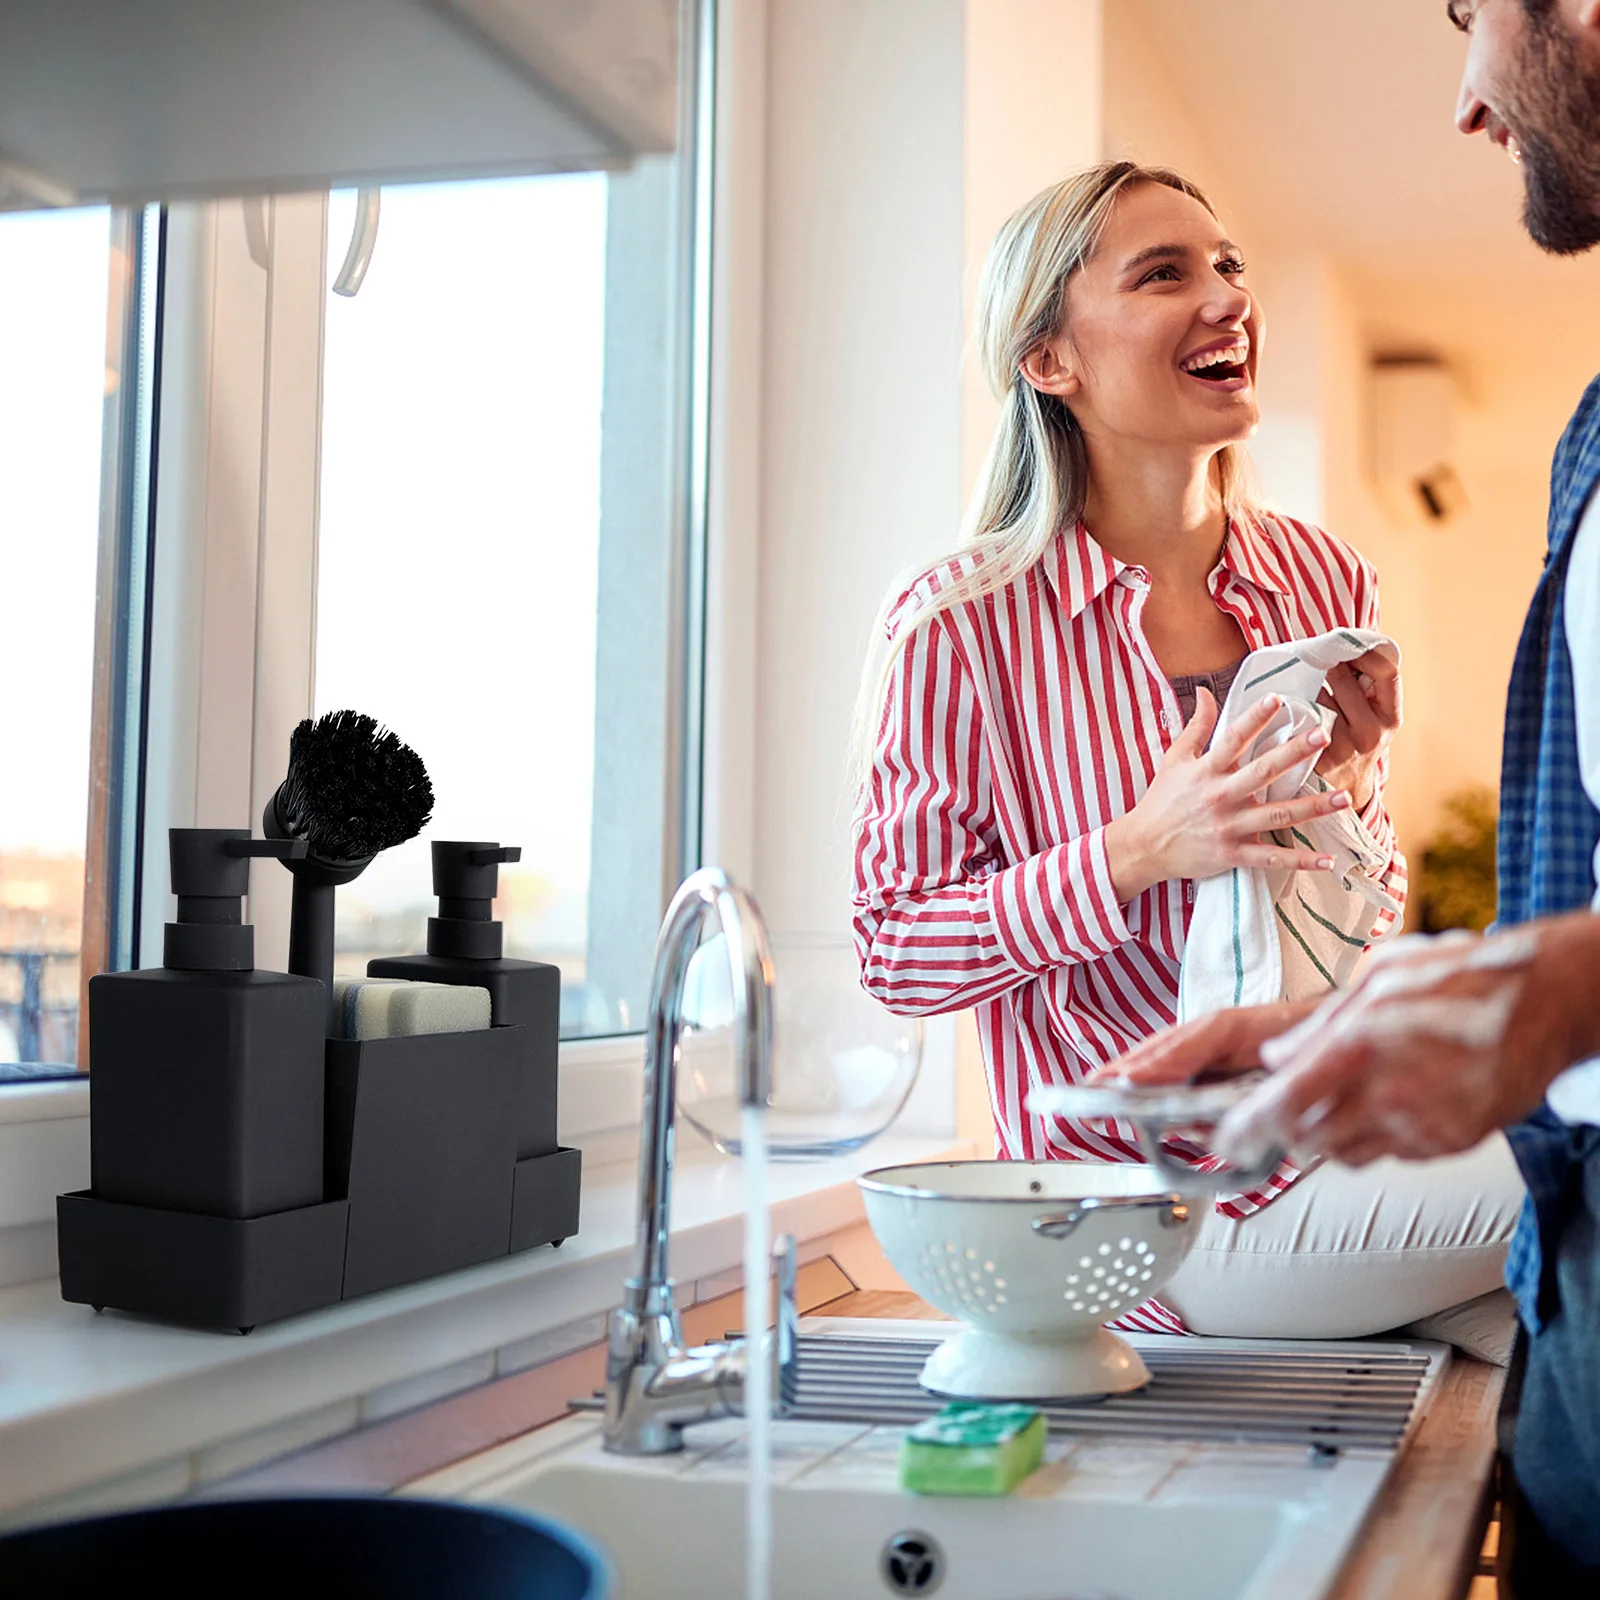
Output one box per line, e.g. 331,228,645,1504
550,1239,565,1249
238,1325,255,1336
92,1305,104,1314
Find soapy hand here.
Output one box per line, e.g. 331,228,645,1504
1103,690,1354,903
1095,913,1600,1170
1098,913,1600,1166
1210,928,1557,1167
1206,916,1600,1168
1315,649,1401,813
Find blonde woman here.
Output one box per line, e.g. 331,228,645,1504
852,163,1521,1341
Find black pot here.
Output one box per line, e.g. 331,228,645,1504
0,1495,608,1598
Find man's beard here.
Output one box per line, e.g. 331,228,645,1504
1515,14,1600,255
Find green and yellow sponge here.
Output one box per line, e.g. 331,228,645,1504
898,1402,1046,1496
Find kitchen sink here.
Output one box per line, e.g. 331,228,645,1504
405,1320,1447,1600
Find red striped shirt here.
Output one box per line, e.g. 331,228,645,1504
852,513,1407,1336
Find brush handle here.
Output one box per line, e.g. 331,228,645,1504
288,879,338,1036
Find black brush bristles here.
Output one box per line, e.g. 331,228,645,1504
272,710,434,864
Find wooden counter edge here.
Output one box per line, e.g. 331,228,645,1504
1324,1352,1504,1600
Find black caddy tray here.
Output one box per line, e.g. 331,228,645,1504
57,1025,582,1332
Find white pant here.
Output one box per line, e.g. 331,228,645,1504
1160,1134,1524,1339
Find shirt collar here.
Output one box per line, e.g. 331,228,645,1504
1040,522,1125,621
1219,511,1295,598
1041,512,1294,618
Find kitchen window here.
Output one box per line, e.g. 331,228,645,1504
0,0,710,1078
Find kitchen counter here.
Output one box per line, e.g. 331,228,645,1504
249,1261,1503,1600
4,1175,1505,1598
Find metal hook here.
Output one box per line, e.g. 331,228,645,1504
332,187,381,297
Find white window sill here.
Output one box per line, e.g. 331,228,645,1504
0,1077,90,1123
0,1130,971,1521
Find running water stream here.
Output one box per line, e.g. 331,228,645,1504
741,1103,772,1600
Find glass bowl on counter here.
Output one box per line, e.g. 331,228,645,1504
675,933,922,1160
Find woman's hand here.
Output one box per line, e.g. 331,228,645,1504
1104,689,1353,903
1315,650,1402,812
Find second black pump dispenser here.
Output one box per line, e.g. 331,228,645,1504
368,841,561,1159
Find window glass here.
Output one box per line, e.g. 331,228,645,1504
0,208,114,1071
316,142,697,1038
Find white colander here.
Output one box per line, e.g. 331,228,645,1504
858,1162,1198,1399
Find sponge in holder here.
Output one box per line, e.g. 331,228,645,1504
898,1402,1046,1496
332,977,492,1040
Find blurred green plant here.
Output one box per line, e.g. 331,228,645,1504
1414,785,1498,933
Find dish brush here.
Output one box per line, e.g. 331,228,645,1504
263,710,433,1033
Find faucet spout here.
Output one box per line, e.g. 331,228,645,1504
605,868,793,1456
628,868,774,1306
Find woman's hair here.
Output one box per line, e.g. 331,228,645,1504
851,160,1260,789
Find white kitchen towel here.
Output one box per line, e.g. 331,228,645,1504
1177,628,1404,1023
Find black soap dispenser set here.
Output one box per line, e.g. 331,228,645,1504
57,712,582,1333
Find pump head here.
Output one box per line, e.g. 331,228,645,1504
163,829,307,972
425,841,522,961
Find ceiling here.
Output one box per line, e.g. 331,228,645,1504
1126,0,1600,350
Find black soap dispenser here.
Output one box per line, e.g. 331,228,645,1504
88,828,329,1219
367,841,560,1159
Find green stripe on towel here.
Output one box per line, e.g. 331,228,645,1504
1242,658,1298,693
1275,902,1337,988
1232,868,1245,1006
1294,890,1368,950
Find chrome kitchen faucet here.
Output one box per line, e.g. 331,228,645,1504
603,868,797,1455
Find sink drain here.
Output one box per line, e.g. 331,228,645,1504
880,1531,944,1595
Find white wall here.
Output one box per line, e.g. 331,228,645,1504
751,0,1109,940
963,0,1102,497
1313,268,1438,851
1101,4,1249,230
1104,6,1324,530
749,0,966,1135
734,0,1581,1130
955,0,1105,1145
753,0,967,941
1349,276,1600,835
746,0,1104,1143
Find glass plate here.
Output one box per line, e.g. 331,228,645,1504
1026,1073,1271,1124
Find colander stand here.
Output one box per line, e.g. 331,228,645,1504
918,1192,1193,1400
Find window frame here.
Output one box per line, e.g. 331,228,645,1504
81,205,165,1005
0,201,158,1079
0,0,744,1101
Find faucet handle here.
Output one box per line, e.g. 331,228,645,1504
773,1233,799,1411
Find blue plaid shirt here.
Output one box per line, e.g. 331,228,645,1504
1498,372,1600,1333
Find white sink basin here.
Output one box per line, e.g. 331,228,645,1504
405,1324,1444,1600
481,1435,1284,1599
